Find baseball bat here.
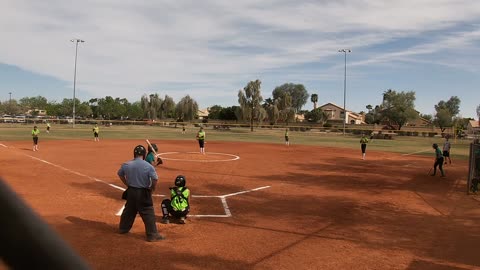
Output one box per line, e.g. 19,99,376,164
145,139,159,157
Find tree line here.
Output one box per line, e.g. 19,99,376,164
1,81,478,132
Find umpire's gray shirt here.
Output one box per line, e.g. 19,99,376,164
117,157,158,189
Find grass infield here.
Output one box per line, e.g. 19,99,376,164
0,123,472,160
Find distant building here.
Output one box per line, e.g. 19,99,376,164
467,119,480,135
318,103,365,124
197,108,209,120
404,116,432,128
26,109,47,116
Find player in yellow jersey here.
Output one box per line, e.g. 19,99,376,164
32,126,40,151
93,124,100,141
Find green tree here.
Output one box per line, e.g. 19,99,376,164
19,96,48,112
45,101,62,117
420,114,433,122
434,108,453,132
381,89,418,130
434,96,461,132
76,101,93,118
2,100,22,115
175,95,198,121
89,98,99,118
206,105,223,120
310,94,318,110
127,101,144,120
277,93,295,125
263,98,279,125
272,83,309,113
218,106,238,121
238,79,264,131
160,95,175,119
141,94,162,120
305,108,328,124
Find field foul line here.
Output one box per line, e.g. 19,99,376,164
19,150,270,218
401,148,431,156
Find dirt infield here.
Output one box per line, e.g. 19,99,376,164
1,139,480,270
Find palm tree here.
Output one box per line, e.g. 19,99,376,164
310,94,318,110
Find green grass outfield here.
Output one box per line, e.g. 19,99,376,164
0,123,473,160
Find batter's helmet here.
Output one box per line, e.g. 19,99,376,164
175,175,186,187
148,143,158,152
432,143,438,149
133,145,146,159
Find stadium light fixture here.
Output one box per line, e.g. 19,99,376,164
338,49,351,135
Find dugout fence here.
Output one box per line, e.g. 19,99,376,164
467,139,480,194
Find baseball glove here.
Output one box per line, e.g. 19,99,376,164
156,157,163,165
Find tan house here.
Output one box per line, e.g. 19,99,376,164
319,103,365,124
467,119,480,135
197,108,209,120
405,116,432,127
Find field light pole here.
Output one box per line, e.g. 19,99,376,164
338,49,351,135
8,92,12,103
71,39,84,128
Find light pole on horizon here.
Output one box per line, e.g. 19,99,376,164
8,92,12,103
338,49,351,135
71,39,84,128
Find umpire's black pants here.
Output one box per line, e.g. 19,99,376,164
119,187,158,237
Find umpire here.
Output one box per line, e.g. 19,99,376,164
117,145,165,242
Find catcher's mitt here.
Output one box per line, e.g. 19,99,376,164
156,157,163,165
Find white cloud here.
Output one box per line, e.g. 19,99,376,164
0,0,480,106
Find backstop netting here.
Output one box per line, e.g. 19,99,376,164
468,140,480,194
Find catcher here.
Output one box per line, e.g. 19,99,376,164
161,175,190,224
145,143,163,166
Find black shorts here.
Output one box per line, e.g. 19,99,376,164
33,137,39,144
285,136,289,142
94,132,99,137
198,139,205,148
443,151,450,157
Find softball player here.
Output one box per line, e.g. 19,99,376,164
443,137,452,165
92,124,99,141
285,128,289,146
431,143,445,177
161,175,190,224
360,133,369,160
32,126,40,151
46,122,51,133
146,143,162,166
196,127,205,154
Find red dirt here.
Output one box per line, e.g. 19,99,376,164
1,139,479,270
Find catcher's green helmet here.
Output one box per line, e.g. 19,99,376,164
175,175,186,187
432,143,438,149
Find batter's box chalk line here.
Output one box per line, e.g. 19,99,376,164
21,152,270,218
158,151,240,162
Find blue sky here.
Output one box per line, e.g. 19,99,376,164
1,0,479,118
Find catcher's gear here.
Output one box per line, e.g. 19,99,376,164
133,145,146,159
174,175,186,187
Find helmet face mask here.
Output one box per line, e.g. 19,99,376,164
134,145,146,159
174,175,186,187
